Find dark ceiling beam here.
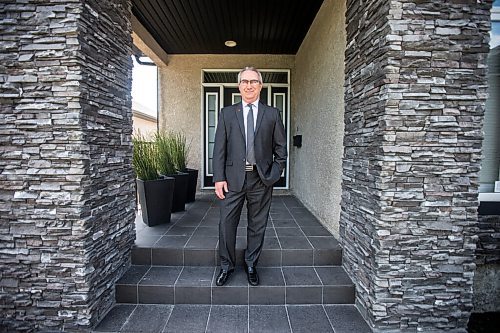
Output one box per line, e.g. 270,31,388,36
130,14,169,66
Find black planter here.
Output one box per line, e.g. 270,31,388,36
184,168,198,203
136,177,175,226
168,172,189,212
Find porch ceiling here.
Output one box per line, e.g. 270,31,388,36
131,0,325,54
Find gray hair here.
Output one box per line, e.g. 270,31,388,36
237,66,263,84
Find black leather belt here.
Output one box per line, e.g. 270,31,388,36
245,164,255,172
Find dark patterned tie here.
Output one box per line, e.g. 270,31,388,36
246,104,256,165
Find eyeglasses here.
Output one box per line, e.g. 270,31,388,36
239,79,261,86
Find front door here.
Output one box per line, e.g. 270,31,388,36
222,87,268,106
202,70,289,188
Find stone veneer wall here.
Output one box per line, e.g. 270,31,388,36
0,1,135,331
340,0,492,331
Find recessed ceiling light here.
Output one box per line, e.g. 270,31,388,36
225,40,237,47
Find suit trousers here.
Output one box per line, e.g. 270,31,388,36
218,169,273,271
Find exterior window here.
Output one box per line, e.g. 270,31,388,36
131,55,158,136
479,2,500,198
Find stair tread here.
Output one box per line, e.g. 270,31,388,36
117,265,354,287
115,265,355,305
136,231,341,250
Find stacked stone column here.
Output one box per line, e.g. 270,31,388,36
341,0,492,331
0,0,135,331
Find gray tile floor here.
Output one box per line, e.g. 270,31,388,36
94,195,372,332
93,304,372,333
134,195,340,251
132,195,342,267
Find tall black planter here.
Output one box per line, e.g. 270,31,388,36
169,172,189,212
136,177,175,226
184,168,198,203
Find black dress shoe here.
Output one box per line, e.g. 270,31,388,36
216,269,233,286
245,265,259,286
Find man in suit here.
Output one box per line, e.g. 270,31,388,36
213,66,287,286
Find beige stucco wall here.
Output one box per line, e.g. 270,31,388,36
291,0,346,238
158,55,295,189
133,116,157,137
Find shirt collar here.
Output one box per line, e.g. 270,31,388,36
245,100,258,108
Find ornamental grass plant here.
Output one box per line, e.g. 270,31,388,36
132,132,158,181
154,130,176,175
169,131,190,172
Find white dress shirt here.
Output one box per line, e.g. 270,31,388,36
243,101,258,165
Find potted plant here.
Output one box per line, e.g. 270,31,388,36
155,131,187,212
170,131,198,203
132,132,174,226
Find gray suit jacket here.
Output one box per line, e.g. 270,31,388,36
213,101,287,192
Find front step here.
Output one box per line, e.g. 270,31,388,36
132,197,342,267
132,236,342,267
122,195,354,306
96,196,370,332
115,265,355,305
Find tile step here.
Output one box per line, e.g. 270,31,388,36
132,241,342,266
132,247,342,267
115,265,355,305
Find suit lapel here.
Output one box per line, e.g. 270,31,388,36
235,103,245,140
255,102,265,136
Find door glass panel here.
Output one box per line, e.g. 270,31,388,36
274,93,285,125
208,126,215,140
270,88,288,185
206,93,218,175
208,108,215,127
208,142,214,174
208,95,216,110
233,94,242,104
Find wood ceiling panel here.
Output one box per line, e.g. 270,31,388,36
132,0,325,54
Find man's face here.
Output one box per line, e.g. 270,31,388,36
238,70,262,104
